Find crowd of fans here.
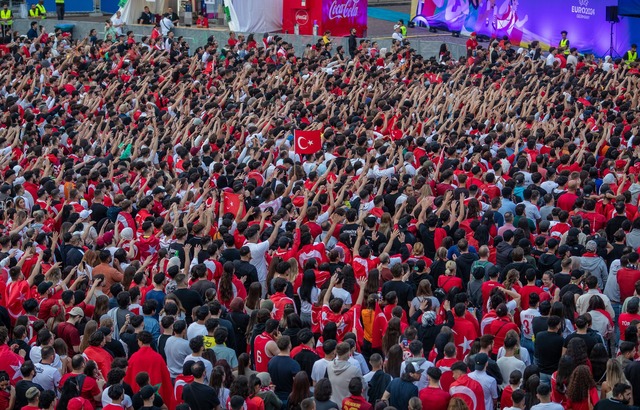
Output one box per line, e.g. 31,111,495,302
0,11,639,410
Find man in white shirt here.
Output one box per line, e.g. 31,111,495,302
244,219,283,297
530,384,564,410
160,13,174,36
311,340,337,385
165,320,192,379
468,353,498,410
520,293,541,358
496,335,526,389
392,25,403,41
184,336,213,383
33,346,61,394
546,48,558,66
111,10,125,36
186,306,210,340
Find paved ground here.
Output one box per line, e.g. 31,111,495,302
60,3,471,46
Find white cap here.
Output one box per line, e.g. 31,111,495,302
79,210,92,219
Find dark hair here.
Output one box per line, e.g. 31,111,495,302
566,365,596,403
314,378,333,402
288,371,311,408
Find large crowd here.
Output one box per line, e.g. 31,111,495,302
0,8,638,410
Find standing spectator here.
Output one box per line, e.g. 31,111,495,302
535,316,564,386
382,363,421,410
269,335,301,406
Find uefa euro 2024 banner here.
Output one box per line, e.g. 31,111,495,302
410,0,639,57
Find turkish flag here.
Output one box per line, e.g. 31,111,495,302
449,374,486,410
4,280,30,323
452,316,478,360
125,346,175,409
0,345,24,385
223,192,244,217
294,130,322,155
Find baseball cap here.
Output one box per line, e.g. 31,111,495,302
140,385,155,400
585,240,597,252
405,362,424,374
69,307,84,318
256,372,271,387
474,353,489,370
37,281,53,295
98,326,112,337
25,386,40,399
79,210,92,219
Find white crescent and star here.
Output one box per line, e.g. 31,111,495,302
297,136,311,150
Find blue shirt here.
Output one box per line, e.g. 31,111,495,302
498,199,517,217
143,315,161,342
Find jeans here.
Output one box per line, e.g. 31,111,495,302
540,373,552,386
521,336,535,362
56,3,64,20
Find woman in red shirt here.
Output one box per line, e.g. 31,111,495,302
437,261,463,293
565,365,599,410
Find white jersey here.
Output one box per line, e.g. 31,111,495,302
520,308,541,340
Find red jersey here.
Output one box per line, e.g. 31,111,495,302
419,386,451,410
619,312,640,340
489,317,520,354
254,332,276,373
342,395,372,410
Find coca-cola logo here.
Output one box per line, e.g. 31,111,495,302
295,9,309,25
328,0,360,20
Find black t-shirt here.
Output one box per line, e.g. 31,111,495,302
233,260,259,291
559,283,584,300
15,380,43,409
563,332,600,356
157,334,170,361
220,248,240,263
90,202,108,224
532,316,549,339
172,288,204,323
593,398,632,410
340,223,360,248
553,272,571,290
381,280,415,313
534,330,564,374
183,382,220,410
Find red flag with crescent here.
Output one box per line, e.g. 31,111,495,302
294,130,322,155
4,280,30,322
223,192,245,217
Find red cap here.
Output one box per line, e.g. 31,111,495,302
471,32,477,36
615,159,626,169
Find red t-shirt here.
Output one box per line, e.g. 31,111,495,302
619,312,640,340
618,268,640,301
56,322,81,353
419,386,451,410
342,395,372,410
438,275,463,293
59,373,101,402
518,285,542,310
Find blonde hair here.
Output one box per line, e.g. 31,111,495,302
413,242,425,256
445,260,456,275
436,247,448,260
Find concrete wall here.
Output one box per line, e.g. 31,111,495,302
12,19,467,59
